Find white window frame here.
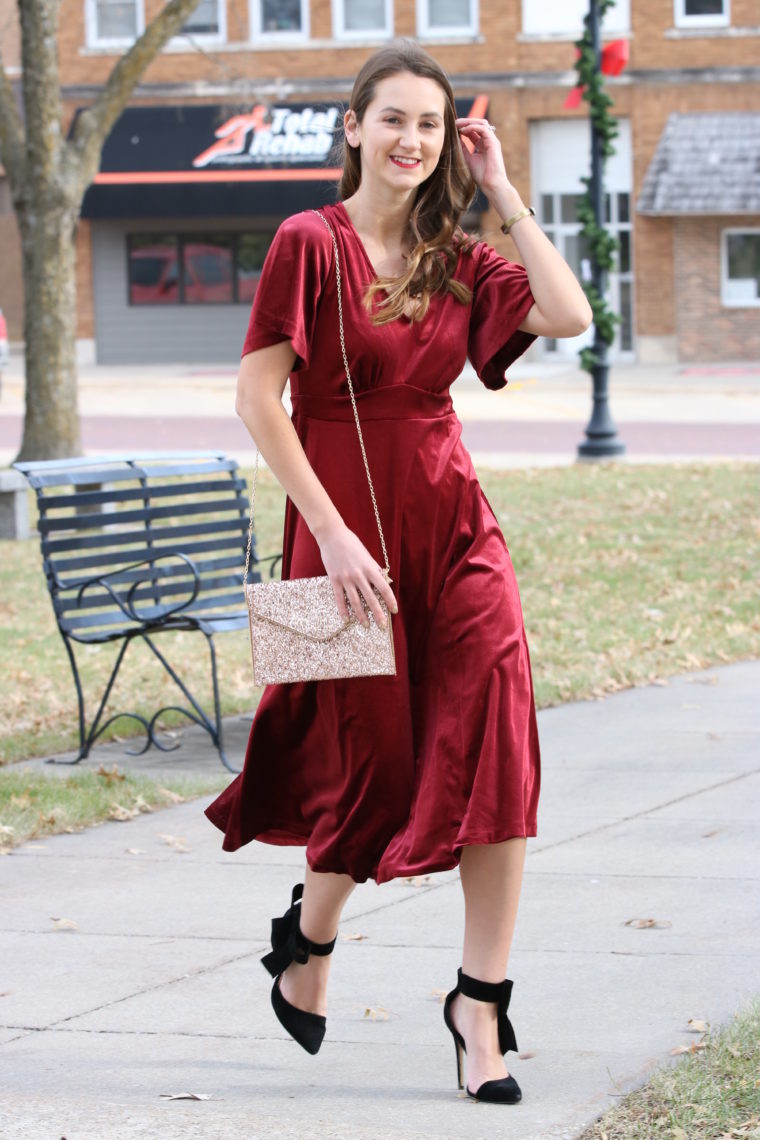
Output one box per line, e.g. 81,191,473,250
169,0,227,47
251,0,309,43
84,0,144,49
721,228,760,308
417,0,478,38
521,0,629,37
333,0,393,41
674,0,730,29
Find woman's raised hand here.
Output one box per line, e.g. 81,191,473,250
455,117,511,198
318,522,398,630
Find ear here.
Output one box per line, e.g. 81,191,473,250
343,109,361,149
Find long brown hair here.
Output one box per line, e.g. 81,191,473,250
339,40,476,324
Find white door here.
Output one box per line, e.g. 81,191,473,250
530,118,634,361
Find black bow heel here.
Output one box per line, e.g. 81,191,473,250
261,883,337,1055
443,968,522,1103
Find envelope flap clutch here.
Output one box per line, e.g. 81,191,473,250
247,577,351,643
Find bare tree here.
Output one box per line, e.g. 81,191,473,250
0,0,205,460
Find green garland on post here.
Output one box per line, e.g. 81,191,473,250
574,0,621,374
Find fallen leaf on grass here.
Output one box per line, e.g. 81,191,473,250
624,918,672,930
362,1007,390,1021
159,1092,211,1101
158,788,185,805
671,1041,708,1055
159,834,190,853
340,932,367,942
108,804,139,822
96,764,126,784
50,917,78,931
687,1018,708,1033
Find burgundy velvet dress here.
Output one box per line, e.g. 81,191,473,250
205,202,541,884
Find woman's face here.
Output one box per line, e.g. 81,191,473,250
345,71,448,198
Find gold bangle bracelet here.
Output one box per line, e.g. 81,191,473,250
500,206,536,235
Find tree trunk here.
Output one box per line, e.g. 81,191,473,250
16,201,82,460
0,0,206,462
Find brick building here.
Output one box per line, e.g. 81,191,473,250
0,0,758,363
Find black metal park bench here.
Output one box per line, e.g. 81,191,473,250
14,451,277,772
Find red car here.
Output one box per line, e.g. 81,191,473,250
0,308,9,369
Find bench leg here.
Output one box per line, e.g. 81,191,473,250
140,632,241,774
49,636,149,765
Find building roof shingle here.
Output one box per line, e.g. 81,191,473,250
637,112,760,216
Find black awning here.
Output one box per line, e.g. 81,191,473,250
79,98,489,220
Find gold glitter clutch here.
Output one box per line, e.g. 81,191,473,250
243,211,397,686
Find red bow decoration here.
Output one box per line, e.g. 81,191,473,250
563,39,629,110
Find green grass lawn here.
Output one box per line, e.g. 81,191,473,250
577,1001,760,1139
1,462,757,768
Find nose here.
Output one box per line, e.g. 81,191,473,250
398,125,421,151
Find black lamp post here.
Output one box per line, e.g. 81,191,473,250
577,0,625,460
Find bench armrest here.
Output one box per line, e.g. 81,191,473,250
74,553,201,625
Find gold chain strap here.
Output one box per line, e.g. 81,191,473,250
244,210,390,588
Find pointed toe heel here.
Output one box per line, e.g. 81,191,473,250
261,883,337,1055
443,967,522,1104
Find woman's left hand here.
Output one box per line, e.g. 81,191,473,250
456,117,511,197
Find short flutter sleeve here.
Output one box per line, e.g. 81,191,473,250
467,241,537,390
241,212,333,369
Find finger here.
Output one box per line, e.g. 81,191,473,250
344,583,371,629
331,580,350,622
371,572,397,617
361,580,389,631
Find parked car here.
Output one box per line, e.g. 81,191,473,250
0,308,9,369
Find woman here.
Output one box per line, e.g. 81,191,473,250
206,40,591,1103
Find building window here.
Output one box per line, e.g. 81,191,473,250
180,0,223,36
127,232,271,306
540,190,634,352
521,0,629,36
674,0,730,28
252,0,308,40
85,0,144,46
722,230,760,307
333,0,392,40
417,0,478,37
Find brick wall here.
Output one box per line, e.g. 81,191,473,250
675,216,760,361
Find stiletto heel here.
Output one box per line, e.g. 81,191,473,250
453,1037,464,1090
261,883,337,1055
443,967,522,1104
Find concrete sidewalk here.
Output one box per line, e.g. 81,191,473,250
2,357,760,466
1,661,758,1139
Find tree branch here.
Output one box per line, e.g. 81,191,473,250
0,52,25,193
66,0,204,193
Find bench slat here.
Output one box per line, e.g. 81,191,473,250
58,591,248,632
42,517,247,555
47,538,249,576
55,573,245,613
39,495,247,534
41,477,246,511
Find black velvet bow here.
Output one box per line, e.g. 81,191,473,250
261,883,310,978
496,978,518,1054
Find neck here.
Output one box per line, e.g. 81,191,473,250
341,183,415,245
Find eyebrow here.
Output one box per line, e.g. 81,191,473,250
379,106,444,119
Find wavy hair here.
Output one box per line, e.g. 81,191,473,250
339,40,476,325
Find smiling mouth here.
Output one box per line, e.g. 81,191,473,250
390,156,421,167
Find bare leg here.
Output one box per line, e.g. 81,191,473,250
278,865,356,1016
451,839,527,1092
